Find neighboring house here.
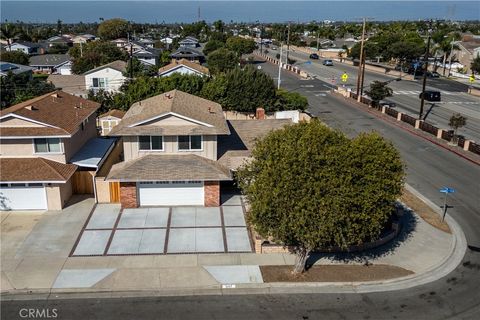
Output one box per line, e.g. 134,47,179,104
72,34,96,44
29,54,71,74
47,74,87,97
158,58,209,77
45,35,73,48
105,90,290,208
84,60,127,93
160,36,174,48
178,36,200,48
453,39,480,73
7,41,44,55
0,91,117,211
0,61,34,77
137,38,155,48
170,47,205,63
98,109,126,136
132,48,162,66
112,38,129,48
57,61,73,75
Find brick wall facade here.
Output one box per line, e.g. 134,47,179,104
204,181,220,207
120,182,138,208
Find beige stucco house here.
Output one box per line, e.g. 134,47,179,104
0,91,117,211
105,90,290,208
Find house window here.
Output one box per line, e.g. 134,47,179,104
34,138,61,153
92,78,108,89
178,135,202,151
139,136,163,151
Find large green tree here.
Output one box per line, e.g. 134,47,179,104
1,73,55,109
69,41,128,74
275,89,308,111
206,48,238,74
236,120,404,273
226,36,256,57
203,39,225,56
97,18,130,40
471,54,480,74
201,66,277,112
0,51,29,65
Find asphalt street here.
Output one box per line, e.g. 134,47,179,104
1,61,480,320
265,47,480,142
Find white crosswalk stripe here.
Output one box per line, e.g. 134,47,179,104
393,90,462,96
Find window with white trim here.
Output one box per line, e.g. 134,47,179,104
139,136,163,151
178,135,202,151
34,138,61,153
92,77,108,89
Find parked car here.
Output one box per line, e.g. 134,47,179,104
271,46,277,50
427,71,440,78
379,100,397,108
309,53,319,59
323,59,334,66
419,90,441,102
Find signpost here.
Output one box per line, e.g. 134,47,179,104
439,186,455,221
469,74,475,84
341,73,348,82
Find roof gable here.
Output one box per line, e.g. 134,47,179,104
84,60,127,75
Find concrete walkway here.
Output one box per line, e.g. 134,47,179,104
0,187,465,297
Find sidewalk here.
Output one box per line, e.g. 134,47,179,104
1,186,466,299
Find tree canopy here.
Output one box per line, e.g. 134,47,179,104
471,54,480,74
206,48,239,74
201,65,277,112
365,81,394,106
97,18,130,40
236,120,404,273
1,73,55,109
226,36,256,56
69,41,128,74
0,51,29,65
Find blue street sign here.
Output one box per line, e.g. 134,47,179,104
305,61,312,65
439,187,455,194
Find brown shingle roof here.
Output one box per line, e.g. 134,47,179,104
106,154,232,182
0,158,77,182
218,119,291,170
84,60,127,75
158,59,209,76
109,90,229,136
0,90,100,137
99,109,126,119
47,75,87,97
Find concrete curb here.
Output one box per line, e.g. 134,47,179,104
1,186,466,300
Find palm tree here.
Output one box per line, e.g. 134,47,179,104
432,32,461,75
0,24,18,51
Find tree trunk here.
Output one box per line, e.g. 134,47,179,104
293,247,311,274
442,54,447,76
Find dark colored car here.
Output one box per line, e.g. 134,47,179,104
323,59,334,66
379,100,397,108
419,90,441,102
309,53,319,59
427,71,440,78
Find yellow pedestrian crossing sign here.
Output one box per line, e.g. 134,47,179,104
341,73,348,82
469,74,475,83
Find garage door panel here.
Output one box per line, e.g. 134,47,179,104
139,181,204,206
0,185,47,210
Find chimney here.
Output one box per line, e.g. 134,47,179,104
256,107,265,120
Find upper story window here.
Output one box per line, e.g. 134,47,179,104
178,135,202,151
92,78,108,89
139,136,163,151
34,138,61,153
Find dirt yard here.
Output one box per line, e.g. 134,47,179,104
260,264,413,282
400,189,451,233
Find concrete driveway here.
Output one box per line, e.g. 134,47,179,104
72,196,252,256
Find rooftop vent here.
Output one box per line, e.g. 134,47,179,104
164,93,172,99
24,105,38,111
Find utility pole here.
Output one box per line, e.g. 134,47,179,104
286,22,291,64
356,18,366,102
419,28,432,120
80,41,83,57
316,29,320,51
278,42,283,89
129,42,133,79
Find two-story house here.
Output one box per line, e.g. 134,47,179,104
106,90,232,208
84,60,127,93
0,91,116,211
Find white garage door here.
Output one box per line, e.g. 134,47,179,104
138,181,204,206
0,184,47,210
